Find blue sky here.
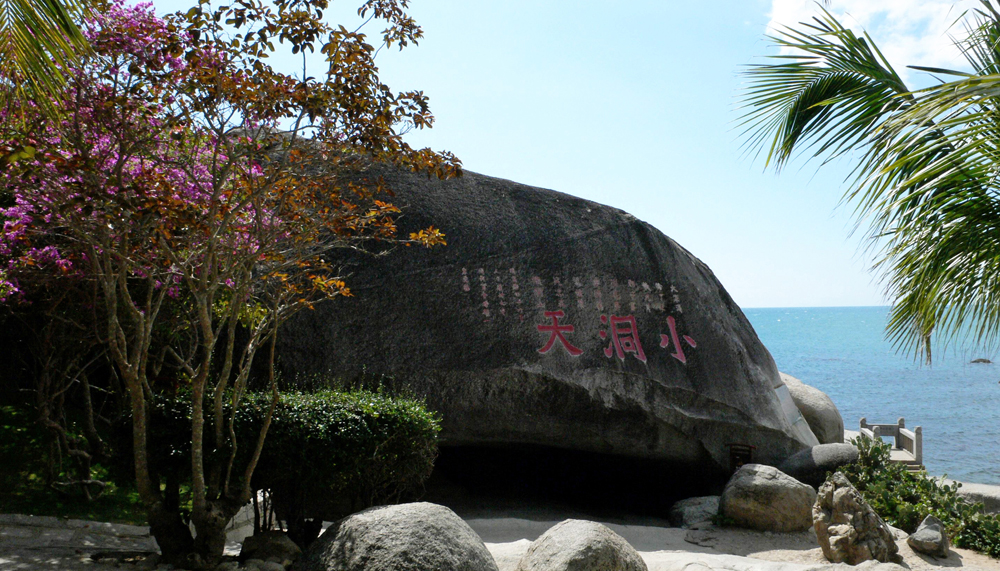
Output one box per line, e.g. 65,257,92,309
150,0,979,308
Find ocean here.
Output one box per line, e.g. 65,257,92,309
744,306,1000,485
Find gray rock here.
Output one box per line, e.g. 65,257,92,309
515,519,647,571
887,525,908,540
277,165,818,500
719,464,816,532
907,515,949,557
239,531,301,564
213,563,239,571
813,472,898,564
245,560,285,571
668,496,719,528
780,373,844,445
291,502,498,571
777,443,859,488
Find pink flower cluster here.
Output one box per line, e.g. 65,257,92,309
0,0,271,302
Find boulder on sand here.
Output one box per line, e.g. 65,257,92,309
277,166,818,506
780,373,843,445
907,515,949,558
719,464,816,532
291,502,498,571
669,496,720,528
777,443,859,488
813,472,898,565
515,519,647,571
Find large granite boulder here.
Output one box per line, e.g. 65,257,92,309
780,373,843,445
777,443,859,488
278,166,818,502
719,464,816,531
813,473,898,565
515,519,647,571
291,502,498,571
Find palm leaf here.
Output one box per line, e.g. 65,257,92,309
739,1,1000,362
0,0,90,117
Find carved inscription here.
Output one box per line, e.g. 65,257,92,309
461,267,698,365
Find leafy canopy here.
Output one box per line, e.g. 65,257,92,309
740,2,1000,361
0,0,458,566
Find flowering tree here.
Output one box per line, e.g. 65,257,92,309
0,0,458,566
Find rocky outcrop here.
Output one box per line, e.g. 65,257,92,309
515,519,646,571
291,502,498,571
278,166,817,502
668,496,719,528
780,373,843,445
719,464,816,532
813,472,898,564
239,531,301,566
777,443,859,488
907,515,949,557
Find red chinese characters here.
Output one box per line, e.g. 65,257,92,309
536,310,698,365
600,314,647,363
536,310,583,356
660,315,697,364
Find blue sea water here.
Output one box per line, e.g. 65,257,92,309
744,306,1000,485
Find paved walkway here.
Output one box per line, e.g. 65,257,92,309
0,513,249,570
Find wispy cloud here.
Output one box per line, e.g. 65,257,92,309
768,0,980,82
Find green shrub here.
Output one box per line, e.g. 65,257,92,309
247,391,441,521
837,436,1000,557
113,388,440,541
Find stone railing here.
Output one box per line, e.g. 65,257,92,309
859,417,922,467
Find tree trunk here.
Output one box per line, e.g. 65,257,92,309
147,505,195,568
191,497,243,569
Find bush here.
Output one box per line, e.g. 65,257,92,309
838,436,1000,557
113,389,440,543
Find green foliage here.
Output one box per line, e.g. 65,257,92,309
838,437,1000,557
739,2,1000,361
249,390,441,517
120,388,440,521
0,405,145,524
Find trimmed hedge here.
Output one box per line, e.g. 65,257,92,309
838,436,1000,557
115,389,440,541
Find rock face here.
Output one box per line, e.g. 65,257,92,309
515,519,647,571
813,472,899,564
777,443,859,488
719,464,816,532
669,496,720,528
907,515,949,557
278,166,818,499
291,502,498,571
780,373,843,445
239,531,301,565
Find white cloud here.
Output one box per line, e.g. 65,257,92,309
767,0,981,82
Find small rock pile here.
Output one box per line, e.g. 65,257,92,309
813,472,899,564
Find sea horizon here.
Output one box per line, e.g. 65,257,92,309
744,306,1000,485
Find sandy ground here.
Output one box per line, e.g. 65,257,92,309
3,512,1000,570
467,516,1000,571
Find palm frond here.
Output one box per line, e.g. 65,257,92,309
0,0,90,117
739,1,1000,362
738,7,910,169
